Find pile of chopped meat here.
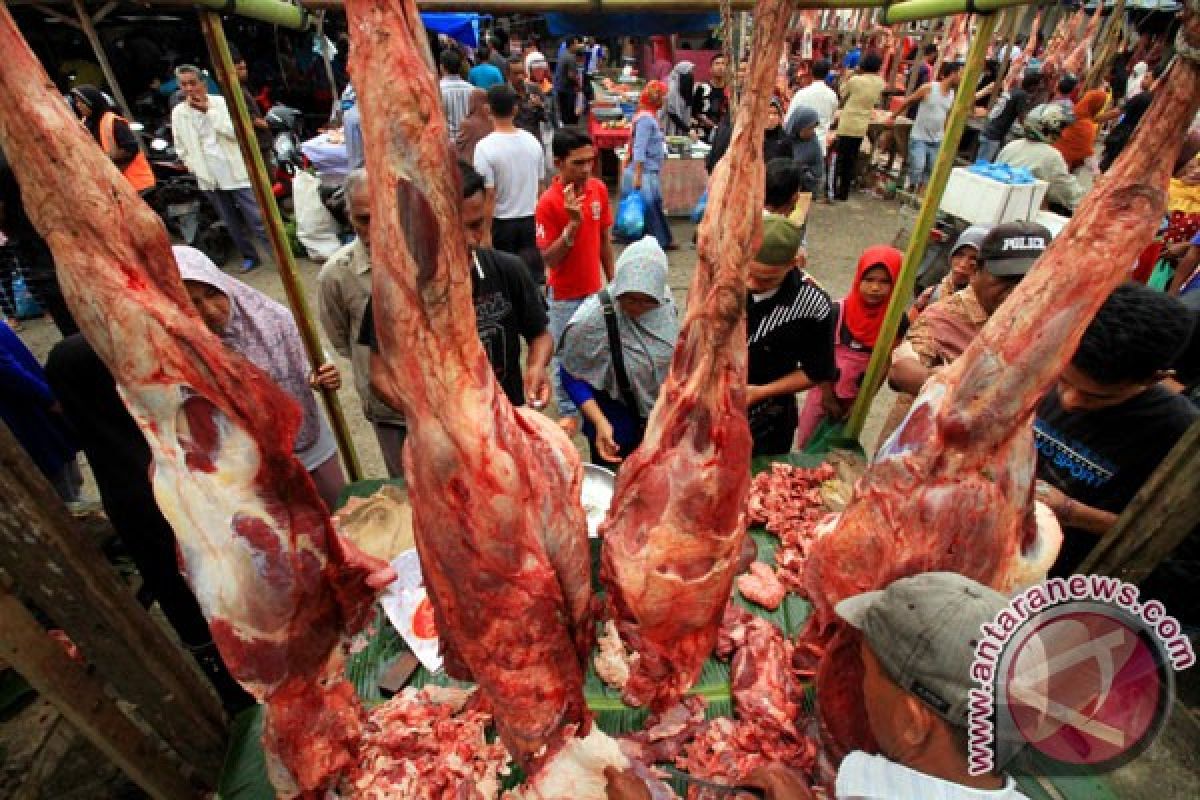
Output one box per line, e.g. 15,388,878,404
621,695,709,765
675,606,816,790
745,463,839,593
349,687,511,799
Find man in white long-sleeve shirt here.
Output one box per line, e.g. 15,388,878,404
170,65,268,272
785,59,838,155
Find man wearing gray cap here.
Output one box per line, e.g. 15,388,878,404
709,572,1032,800
830,572,1031,799
883,221,1051,439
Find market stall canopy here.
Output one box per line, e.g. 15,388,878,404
545,12,720,36
422,11,489,47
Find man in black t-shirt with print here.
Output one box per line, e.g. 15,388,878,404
359,162,552,408
1034,283,1197,577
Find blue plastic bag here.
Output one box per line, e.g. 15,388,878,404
12,274,42,320
615,190,646,241
691,188,709,224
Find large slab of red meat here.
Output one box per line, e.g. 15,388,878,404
345,0,633,792
597,0,792,714
801,13,1200,762
0,8,389,796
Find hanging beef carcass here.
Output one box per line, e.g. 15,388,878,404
345,1,673,795
597,0,792,712
801,10,1200,761
0,7,390,796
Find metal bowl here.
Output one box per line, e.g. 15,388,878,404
581,464,616,538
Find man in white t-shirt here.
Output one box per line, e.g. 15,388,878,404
785,58,839,155
474,83,546,284
170,65,269,272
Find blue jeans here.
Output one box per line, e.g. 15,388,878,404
907,138,941,189
976,136,1002,163
205,187,269,263
547,289,586,419
622,167,672,250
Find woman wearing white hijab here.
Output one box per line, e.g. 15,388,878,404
559,237,679,468
173,246,346,508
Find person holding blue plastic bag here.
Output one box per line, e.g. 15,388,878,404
623,81,675,251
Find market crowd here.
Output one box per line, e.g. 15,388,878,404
2,17,1199,800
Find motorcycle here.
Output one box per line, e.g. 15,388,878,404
264,104,306,200
141,125,233,267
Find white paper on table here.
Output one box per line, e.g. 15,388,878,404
380,549,443,674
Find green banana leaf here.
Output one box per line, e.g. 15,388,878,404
220,465,1110,798
217,705,270,800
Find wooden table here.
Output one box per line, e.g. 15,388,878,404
660,156,709,218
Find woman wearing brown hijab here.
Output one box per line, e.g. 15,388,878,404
455,88,493,163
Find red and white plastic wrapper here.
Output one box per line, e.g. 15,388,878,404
381,550,442,673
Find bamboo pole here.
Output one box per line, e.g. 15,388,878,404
844,11,998,440
884,0,1035,25
199,11,363,482
0,582,200,800
1080,418,1200,583
192,0,309,29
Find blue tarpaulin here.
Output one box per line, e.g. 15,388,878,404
422,12,489,48
544,13,720,37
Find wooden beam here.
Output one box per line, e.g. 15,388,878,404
70,0,147,158
31,2,80,28
0,582,200,800
92,0,119,24
1080,418,1200,584
0,422,226,783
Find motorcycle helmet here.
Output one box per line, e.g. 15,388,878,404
1023,103,1074,143
265,104,304,134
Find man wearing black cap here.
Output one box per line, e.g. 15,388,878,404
746,215,838,456
885,222,1050,437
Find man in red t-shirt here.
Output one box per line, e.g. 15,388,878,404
536,127,614,434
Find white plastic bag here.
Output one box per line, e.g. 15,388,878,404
292,170,342,262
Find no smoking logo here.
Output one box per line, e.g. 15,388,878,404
993,603,1173,772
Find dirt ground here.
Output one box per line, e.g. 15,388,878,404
9,191,1199,798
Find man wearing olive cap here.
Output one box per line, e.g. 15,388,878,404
746,214,837,456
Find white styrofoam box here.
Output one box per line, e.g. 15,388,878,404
1035,209,1069,237
939,167,1049,225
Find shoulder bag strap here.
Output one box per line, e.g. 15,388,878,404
598,288,643,419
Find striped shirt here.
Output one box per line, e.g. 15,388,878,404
836,751,1031,799
746,270,836,385
439,76,475,142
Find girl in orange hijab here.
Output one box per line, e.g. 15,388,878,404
1054,89,1107,171
795,245,904,448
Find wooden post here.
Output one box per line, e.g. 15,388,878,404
1080,418,1200,584
0,581,200,800
199,9,363,482
991,3,1032,106
844,11,998,439
70,0,146,158
0,422,226,782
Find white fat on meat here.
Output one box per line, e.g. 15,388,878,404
1010,501,1064,591
594,620,633,690
522,727,632,800
136,385,299,685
